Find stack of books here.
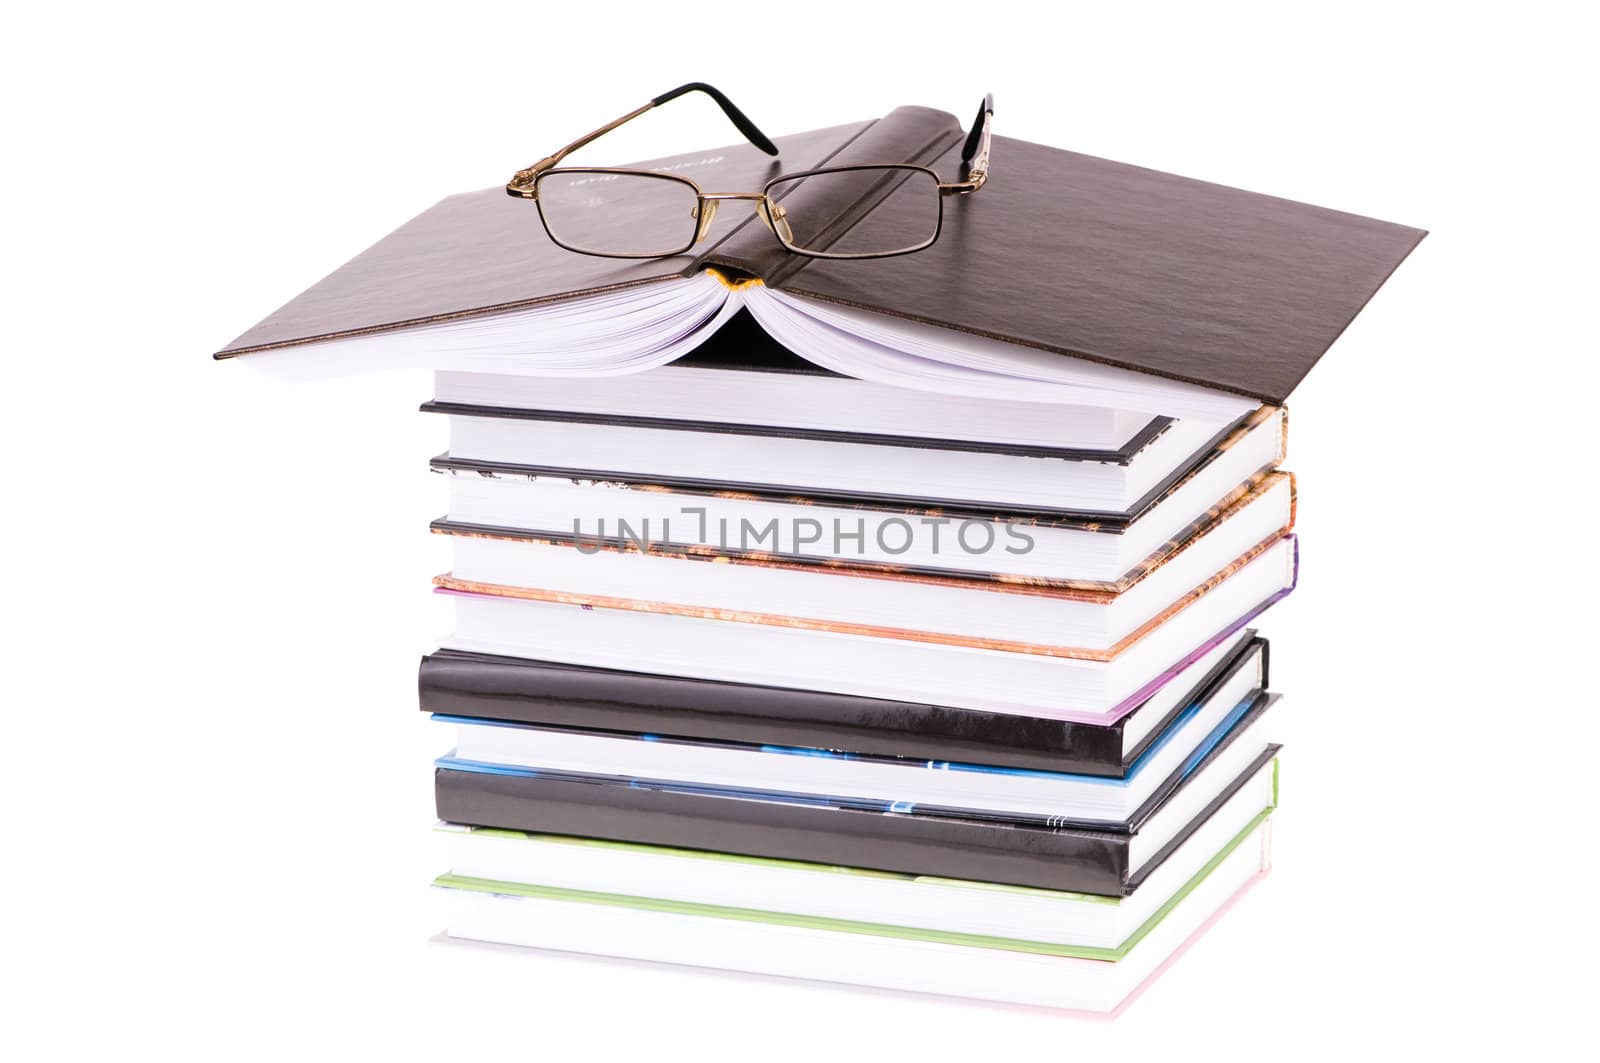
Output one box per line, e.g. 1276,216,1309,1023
219,100,1422,1012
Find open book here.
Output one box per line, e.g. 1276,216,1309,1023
215,103,1423,423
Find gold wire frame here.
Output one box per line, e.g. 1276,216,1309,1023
506,85,993,260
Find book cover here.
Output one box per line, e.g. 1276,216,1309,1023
419,633,1268,777
215,105,1423,404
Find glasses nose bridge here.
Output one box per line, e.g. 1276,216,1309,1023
693,192,771,243
695,190,790,244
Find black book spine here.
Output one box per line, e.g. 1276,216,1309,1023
434,742,1280,896
420,650,1127,775
435,766,1131,894
418,634,1266,777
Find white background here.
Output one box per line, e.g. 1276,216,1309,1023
5,1,1596,1057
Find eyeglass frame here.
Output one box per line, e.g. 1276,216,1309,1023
505,82,994,261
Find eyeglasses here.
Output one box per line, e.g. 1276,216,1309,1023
506,82,993,260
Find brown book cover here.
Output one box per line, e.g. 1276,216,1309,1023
216,104,1423,404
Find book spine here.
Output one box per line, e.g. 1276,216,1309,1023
696,106,963,284
434,766,1133,895
418,650,1128,775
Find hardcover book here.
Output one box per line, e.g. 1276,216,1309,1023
435,766,1274,951
215,103,1424,411
434,639,1267,823
434,804,1275,1013
419,630,1267,777
436,818,1271,1013
430,469,1292,646
436,533,1294,718
434,692,1279,895
426,400,1286,517
430,415,1289,580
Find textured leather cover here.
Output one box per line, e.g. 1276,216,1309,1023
216,121,875,356
775,132,1425,403
420,634,1266,777
215,104,1422,403
434,731,1281,895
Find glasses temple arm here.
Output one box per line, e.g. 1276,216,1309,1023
961,93,994,165
507,100,652,193
940,93,994,195
652,83,780,156
508,83,779,197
